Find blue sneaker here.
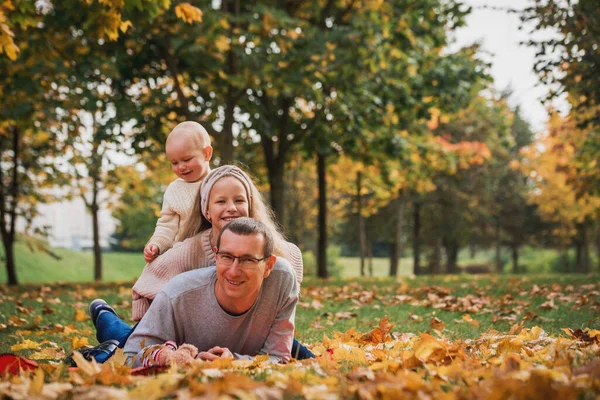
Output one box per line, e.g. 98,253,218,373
65,339,119,366
88,299,118,328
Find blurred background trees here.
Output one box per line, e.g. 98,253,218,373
1,0,598,284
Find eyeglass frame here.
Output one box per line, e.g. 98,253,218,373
215,251,271,269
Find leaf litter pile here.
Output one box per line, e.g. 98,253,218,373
1,276,599,399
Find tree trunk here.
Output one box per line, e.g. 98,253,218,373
91,176,102,282
583,222,590,273
412,200,422,275
562,249,571,273
357,171,366,276
81,122,104,282
221,90,235,164
430,238,441,274
495,220,502,273
266,161,286,227
574,223,589,273
0,125,20,285
1,237,17,285
220,0,239,163
89,133,103,282
511,244,519,274
595,219,600,272
317,153,328,278
445,241,458,274
575,241,583,273
368,242,373,277
389,193,404,276
286,158,301,247
261,97,293,225
217,0,239,163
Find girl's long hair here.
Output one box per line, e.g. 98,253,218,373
181,168,287,256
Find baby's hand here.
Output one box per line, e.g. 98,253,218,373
143,244,159,263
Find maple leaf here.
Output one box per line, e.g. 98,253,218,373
347,366,375,381
81,288,98,299
360,316,394,345
11,339,42,352
174,3,203,24
71,336,88,349
29,348,66,360
538,299,557,310
334,311,357,320
74,309,87,322
414,333,447,363
462,314,480,327
429,317,446,330
28,368,44,397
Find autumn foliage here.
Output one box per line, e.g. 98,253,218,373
1,276,600,398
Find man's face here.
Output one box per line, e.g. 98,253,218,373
213,230,275,315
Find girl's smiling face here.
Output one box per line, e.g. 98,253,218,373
205,176,250,233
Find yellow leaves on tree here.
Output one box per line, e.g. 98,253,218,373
383,103,399,126
0,15,18,61
262,12,277,36
520,111,600,242
213,35,231,53
427,107,441,130
100,10,132,41
328,157,398,220
435,136,492,167
175,3,203,25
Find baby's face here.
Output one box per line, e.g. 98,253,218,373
166,134,210,183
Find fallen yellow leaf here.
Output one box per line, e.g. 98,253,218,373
11,339,43,352
29,348,66,360
75,309,87,322
71,336,88,350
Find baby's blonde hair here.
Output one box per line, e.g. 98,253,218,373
166,121,211,151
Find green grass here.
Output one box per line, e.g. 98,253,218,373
1,273,598,358
337,256,413,277
0,241,145,284
295,274,600,344
1,239,597,284
334,246,598,277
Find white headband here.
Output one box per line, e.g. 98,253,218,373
200,165,253,219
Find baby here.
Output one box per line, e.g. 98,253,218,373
143,121,213,262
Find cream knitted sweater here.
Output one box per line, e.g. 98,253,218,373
147,178,202,255
132,228,304,321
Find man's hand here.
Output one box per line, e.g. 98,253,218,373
143,244,159,263
196,346,234,361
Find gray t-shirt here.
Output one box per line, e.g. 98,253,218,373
124,258,298,367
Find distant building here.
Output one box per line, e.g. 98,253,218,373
20,197,116,251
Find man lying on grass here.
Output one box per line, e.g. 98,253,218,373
88,218,299,367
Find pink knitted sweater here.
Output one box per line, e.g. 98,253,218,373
131,228,304,321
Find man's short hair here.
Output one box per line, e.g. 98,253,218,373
216,217,274,257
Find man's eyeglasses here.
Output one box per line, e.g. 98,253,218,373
216,252,270,269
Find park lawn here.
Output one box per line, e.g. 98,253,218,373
1,273,598,353
0,241,145,284
0,273,599,398
2,238,591,283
